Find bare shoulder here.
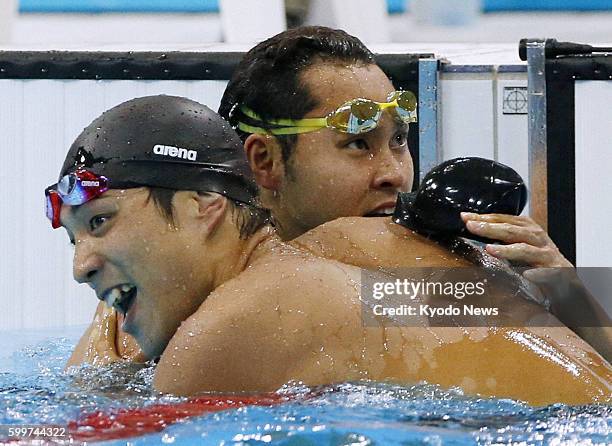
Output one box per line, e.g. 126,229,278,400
154,255,363,395
291,217,398,260
292,217,469,268
295,216,394,245
209,254,363,311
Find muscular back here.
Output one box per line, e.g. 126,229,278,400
156,227,612,405
289,217,612,404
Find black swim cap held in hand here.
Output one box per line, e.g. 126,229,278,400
60,95,258,205
393,157,528,241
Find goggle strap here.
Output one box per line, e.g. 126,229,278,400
240,106,327,128
239,105,265,121
237,122,323,136
379,101,397,111
285,117,328,127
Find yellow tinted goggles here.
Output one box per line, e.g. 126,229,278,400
237,90,417,136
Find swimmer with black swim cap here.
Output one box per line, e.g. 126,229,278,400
51,95,270,363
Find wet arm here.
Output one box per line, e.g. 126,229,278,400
462,212,611,362
523,268,612,363
66,302,121,368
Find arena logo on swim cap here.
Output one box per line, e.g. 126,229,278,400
152,144,197,161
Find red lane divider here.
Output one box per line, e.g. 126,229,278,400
67,392,293,442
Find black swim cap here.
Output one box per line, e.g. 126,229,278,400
60,95,257,204
394,157,527,241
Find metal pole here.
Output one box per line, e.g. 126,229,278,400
418,58,440,180
526,39,548,229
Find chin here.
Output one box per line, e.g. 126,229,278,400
135,334,167,361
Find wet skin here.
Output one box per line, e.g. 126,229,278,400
63,190,611,405
151,220,611,405
240,60,595,350
156,221,611,405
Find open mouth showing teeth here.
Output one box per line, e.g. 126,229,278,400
365,208,395,217
103,284,137,316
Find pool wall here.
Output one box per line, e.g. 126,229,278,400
574,81,612,267
0,46,610,330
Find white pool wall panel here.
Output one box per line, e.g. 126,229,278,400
0,79,228,331
575,80,612,268
439,74,496,161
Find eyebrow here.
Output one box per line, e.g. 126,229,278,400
395,122,410,133
65,194,116,221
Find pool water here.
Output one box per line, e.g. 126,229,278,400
0,329,610,445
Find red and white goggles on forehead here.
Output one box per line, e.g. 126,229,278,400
45,169,109,229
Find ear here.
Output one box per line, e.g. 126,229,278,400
244,133,285,191
188,192,229,237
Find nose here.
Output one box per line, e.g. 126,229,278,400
371,148,412,191
73,238,104,284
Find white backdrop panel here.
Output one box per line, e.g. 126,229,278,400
439,75,495,161
575,80,612,268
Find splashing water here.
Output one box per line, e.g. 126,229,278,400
0,331,609,445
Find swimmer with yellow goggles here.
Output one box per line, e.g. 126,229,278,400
236,90,417,135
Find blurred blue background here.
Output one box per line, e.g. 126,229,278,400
19,0,612,14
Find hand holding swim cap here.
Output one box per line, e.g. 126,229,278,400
393,157,527,241
58,95,258,205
